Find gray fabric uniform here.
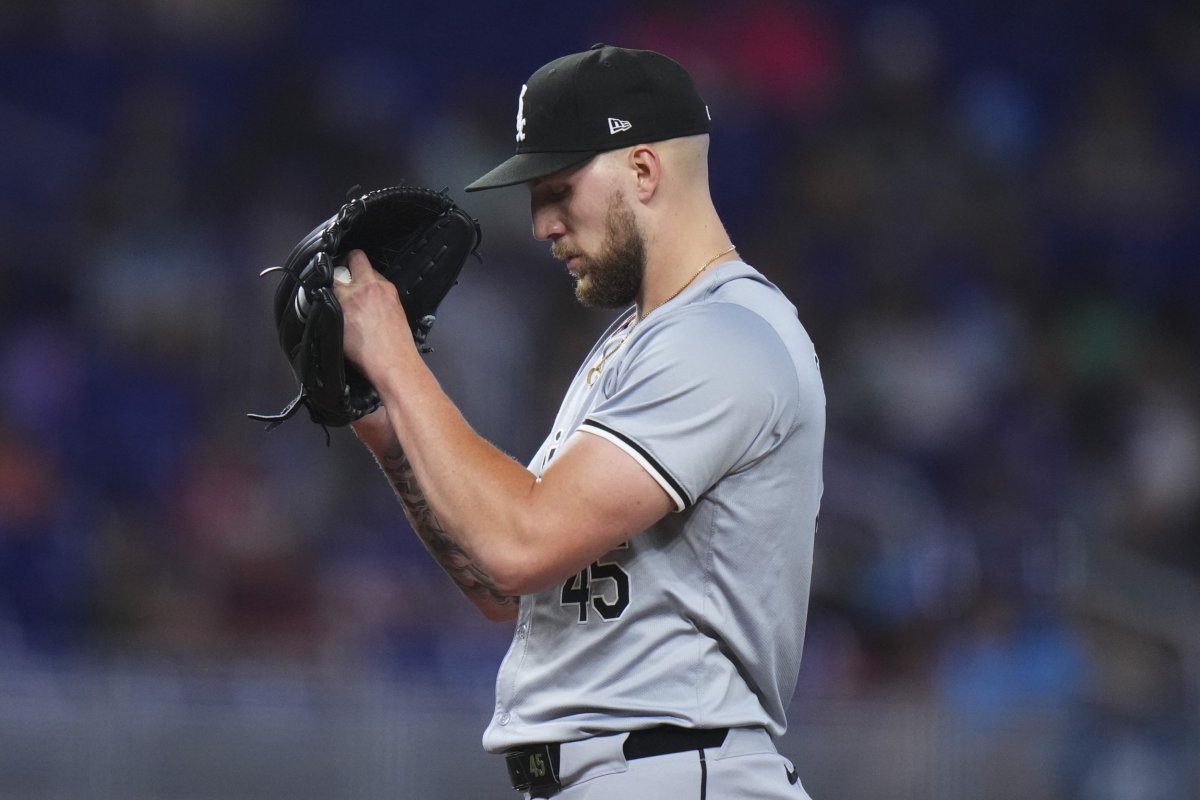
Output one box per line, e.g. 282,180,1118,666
484,261,824,797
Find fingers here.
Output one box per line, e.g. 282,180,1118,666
346,249,376,281
334,250,371,297
333,248,413,376
334,247,406,322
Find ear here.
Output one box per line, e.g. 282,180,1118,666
627,145,661,203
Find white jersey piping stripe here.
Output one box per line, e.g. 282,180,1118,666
579,420,690,511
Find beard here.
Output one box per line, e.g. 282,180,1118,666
551,191,646,309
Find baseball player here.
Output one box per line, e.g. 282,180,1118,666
335,44,825,799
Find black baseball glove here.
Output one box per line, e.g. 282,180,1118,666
248,185,481,435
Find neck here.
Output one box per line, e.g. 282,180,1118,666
633,155,731,316
637,238,736,320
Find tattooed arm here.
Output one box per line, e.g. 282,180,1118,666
353,410,519,622
335,250,673,596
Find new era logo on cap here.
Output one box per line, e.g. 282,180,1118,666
608,117,632,135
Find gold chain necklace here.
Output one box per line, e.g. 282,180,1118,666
586,244,736,385
639,244,736,321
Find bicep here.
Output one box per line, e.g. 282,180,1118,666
525,429,674,581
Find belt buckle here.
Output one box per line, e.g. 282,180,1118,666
506,744,561,796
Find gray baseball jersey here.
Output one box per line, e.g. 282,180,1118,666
482,260,825,753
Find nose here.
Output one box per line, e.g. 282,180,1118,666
530,197,565,242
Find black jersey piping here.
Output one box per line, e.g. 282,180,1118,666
581,418,693,509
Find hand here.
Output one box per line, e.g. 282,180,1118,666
333,249,417,382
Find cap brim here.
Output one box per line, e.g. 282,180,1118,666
465,150,597,192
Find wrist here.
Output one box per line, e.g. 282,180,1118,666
352,406,394,450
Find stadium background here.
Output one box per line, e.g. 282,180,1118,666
1,0,1198,797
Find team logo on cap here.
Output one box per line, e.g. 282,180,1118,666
608,117,632,135
515,84,528,142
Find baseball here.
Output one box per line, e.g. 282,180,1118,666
333,266,352,285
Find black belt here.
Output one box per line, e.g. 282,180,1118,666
505,725,729,797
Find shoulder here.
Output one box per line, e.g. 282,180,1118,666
631,270,806,381
636,301,785,356
612,308,798,438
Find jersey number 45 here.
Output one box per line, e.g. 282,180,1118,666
561,556,630,622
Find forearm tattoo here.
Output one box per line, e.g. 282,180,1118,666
378,444,517,609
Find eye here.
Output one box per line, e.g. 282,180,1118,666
529,179,572,215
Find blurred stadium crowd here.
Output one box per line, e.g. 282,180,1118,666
1,0,1198,796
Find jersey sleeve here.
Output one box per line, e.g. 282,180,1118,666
579,303,800,511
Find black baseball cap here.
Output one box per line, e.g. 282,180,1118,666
465,44,711,192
